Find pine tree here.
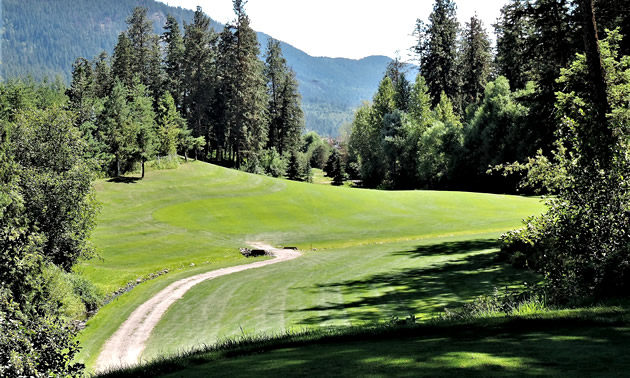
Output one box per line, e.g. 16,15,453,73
278,69,304,154
66,57,94,126
100,80,133,177
460,15,492,108
126,7,156,89
129,81,156,179
224,0,268,167
414,0,460,107
156,91,184,157
494,0,535,90
112,33,134,88
163,15,186,111
183,6,215,146
286,151,302,181
385,58,411,112
264,38,287,151
93,51,112,98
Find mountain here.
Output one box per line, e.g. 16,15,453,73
0,0,391,136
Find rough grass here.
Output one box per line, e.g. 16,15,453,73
97,306,630,377
78,161,545,369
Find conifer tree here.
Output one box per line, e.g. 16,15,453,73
286,151,302,181
112,33,134,88
66,58,94,126
100,80,133,177
183,6,215,145
223,0,268,167
264,38,287,151
414,0,460,107
126,7,156,89
129,82,156,178
278,69,304,154
93,51,112,98
156,91,184,157
163,15,186,111
460,15,492,108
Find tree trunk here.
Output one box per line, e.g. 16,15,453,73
116,156,121,177
184,150,188,162
141,158,145,179
578,0,610,133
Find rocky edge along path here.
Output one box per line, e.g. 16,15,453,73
95,243,301,372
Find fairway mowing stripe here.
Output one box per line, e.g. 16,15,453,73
95,244,300,373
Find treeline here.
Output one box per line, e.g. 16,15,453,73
68,2,305,178
345,0,629,192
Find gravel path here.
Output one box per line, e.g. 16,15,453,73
95,243,301,372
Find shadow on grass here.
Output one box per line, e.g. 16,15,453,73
393,239,500,258
194,324,630,378
290,238,536,325
100,311,630,378
107,176,142,184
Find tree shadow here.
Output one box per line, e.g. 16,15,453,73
392,239,500,258
107,176,141,184
200,323,630,377
289,239,536,325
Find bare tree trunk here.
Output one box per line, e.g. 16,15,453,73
141,158,145,179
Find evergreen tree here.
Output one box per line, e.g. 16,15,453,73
156,91,184,157
100,80,134,177
162,15,186,111
286,151,302,181
414,0,460,107
264,38,288,152
385,58,411,111
66,58,94,126
183,6,215,146
460,15,492,108
278,69,304,154
223,0,268,167
494,0,535,90
126,7,155,88
129,82,156,178
112,33,134,88
93,51,112,98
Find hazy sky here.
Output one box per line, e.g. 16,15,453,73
157,0,509,60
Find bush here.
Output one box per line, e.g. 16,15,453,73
440,288,546,321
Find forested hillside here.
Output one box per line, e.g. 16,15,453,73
0,0,389,136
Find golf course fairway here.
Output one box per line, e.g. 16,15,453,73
78,161,546,368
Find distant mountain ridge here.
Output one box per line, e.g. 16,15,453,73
1,0,391,136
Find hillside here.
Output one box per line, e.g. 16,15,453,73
0,0,390,136
77,160,545,368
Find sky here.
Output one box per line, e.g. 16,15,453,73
157,0,509,61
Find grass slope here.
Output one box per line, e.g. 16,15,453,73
79,161,545,368
101,307,630,377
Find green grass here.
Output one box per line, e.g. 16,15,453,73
142,235,540,360
311,168,332,185
78,161,545,369
99,306,630,377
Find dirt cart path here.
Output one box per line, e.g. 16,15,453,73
95,243,301,372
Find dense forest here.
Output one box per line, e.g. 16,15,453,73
345,0,630,193
0,0,389,136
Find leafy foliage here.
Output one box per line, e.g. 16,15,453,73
501,31,630,301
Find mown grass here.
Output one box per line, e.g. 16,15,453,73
142,235,540,360
98,306,630,377
78,161,545,369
